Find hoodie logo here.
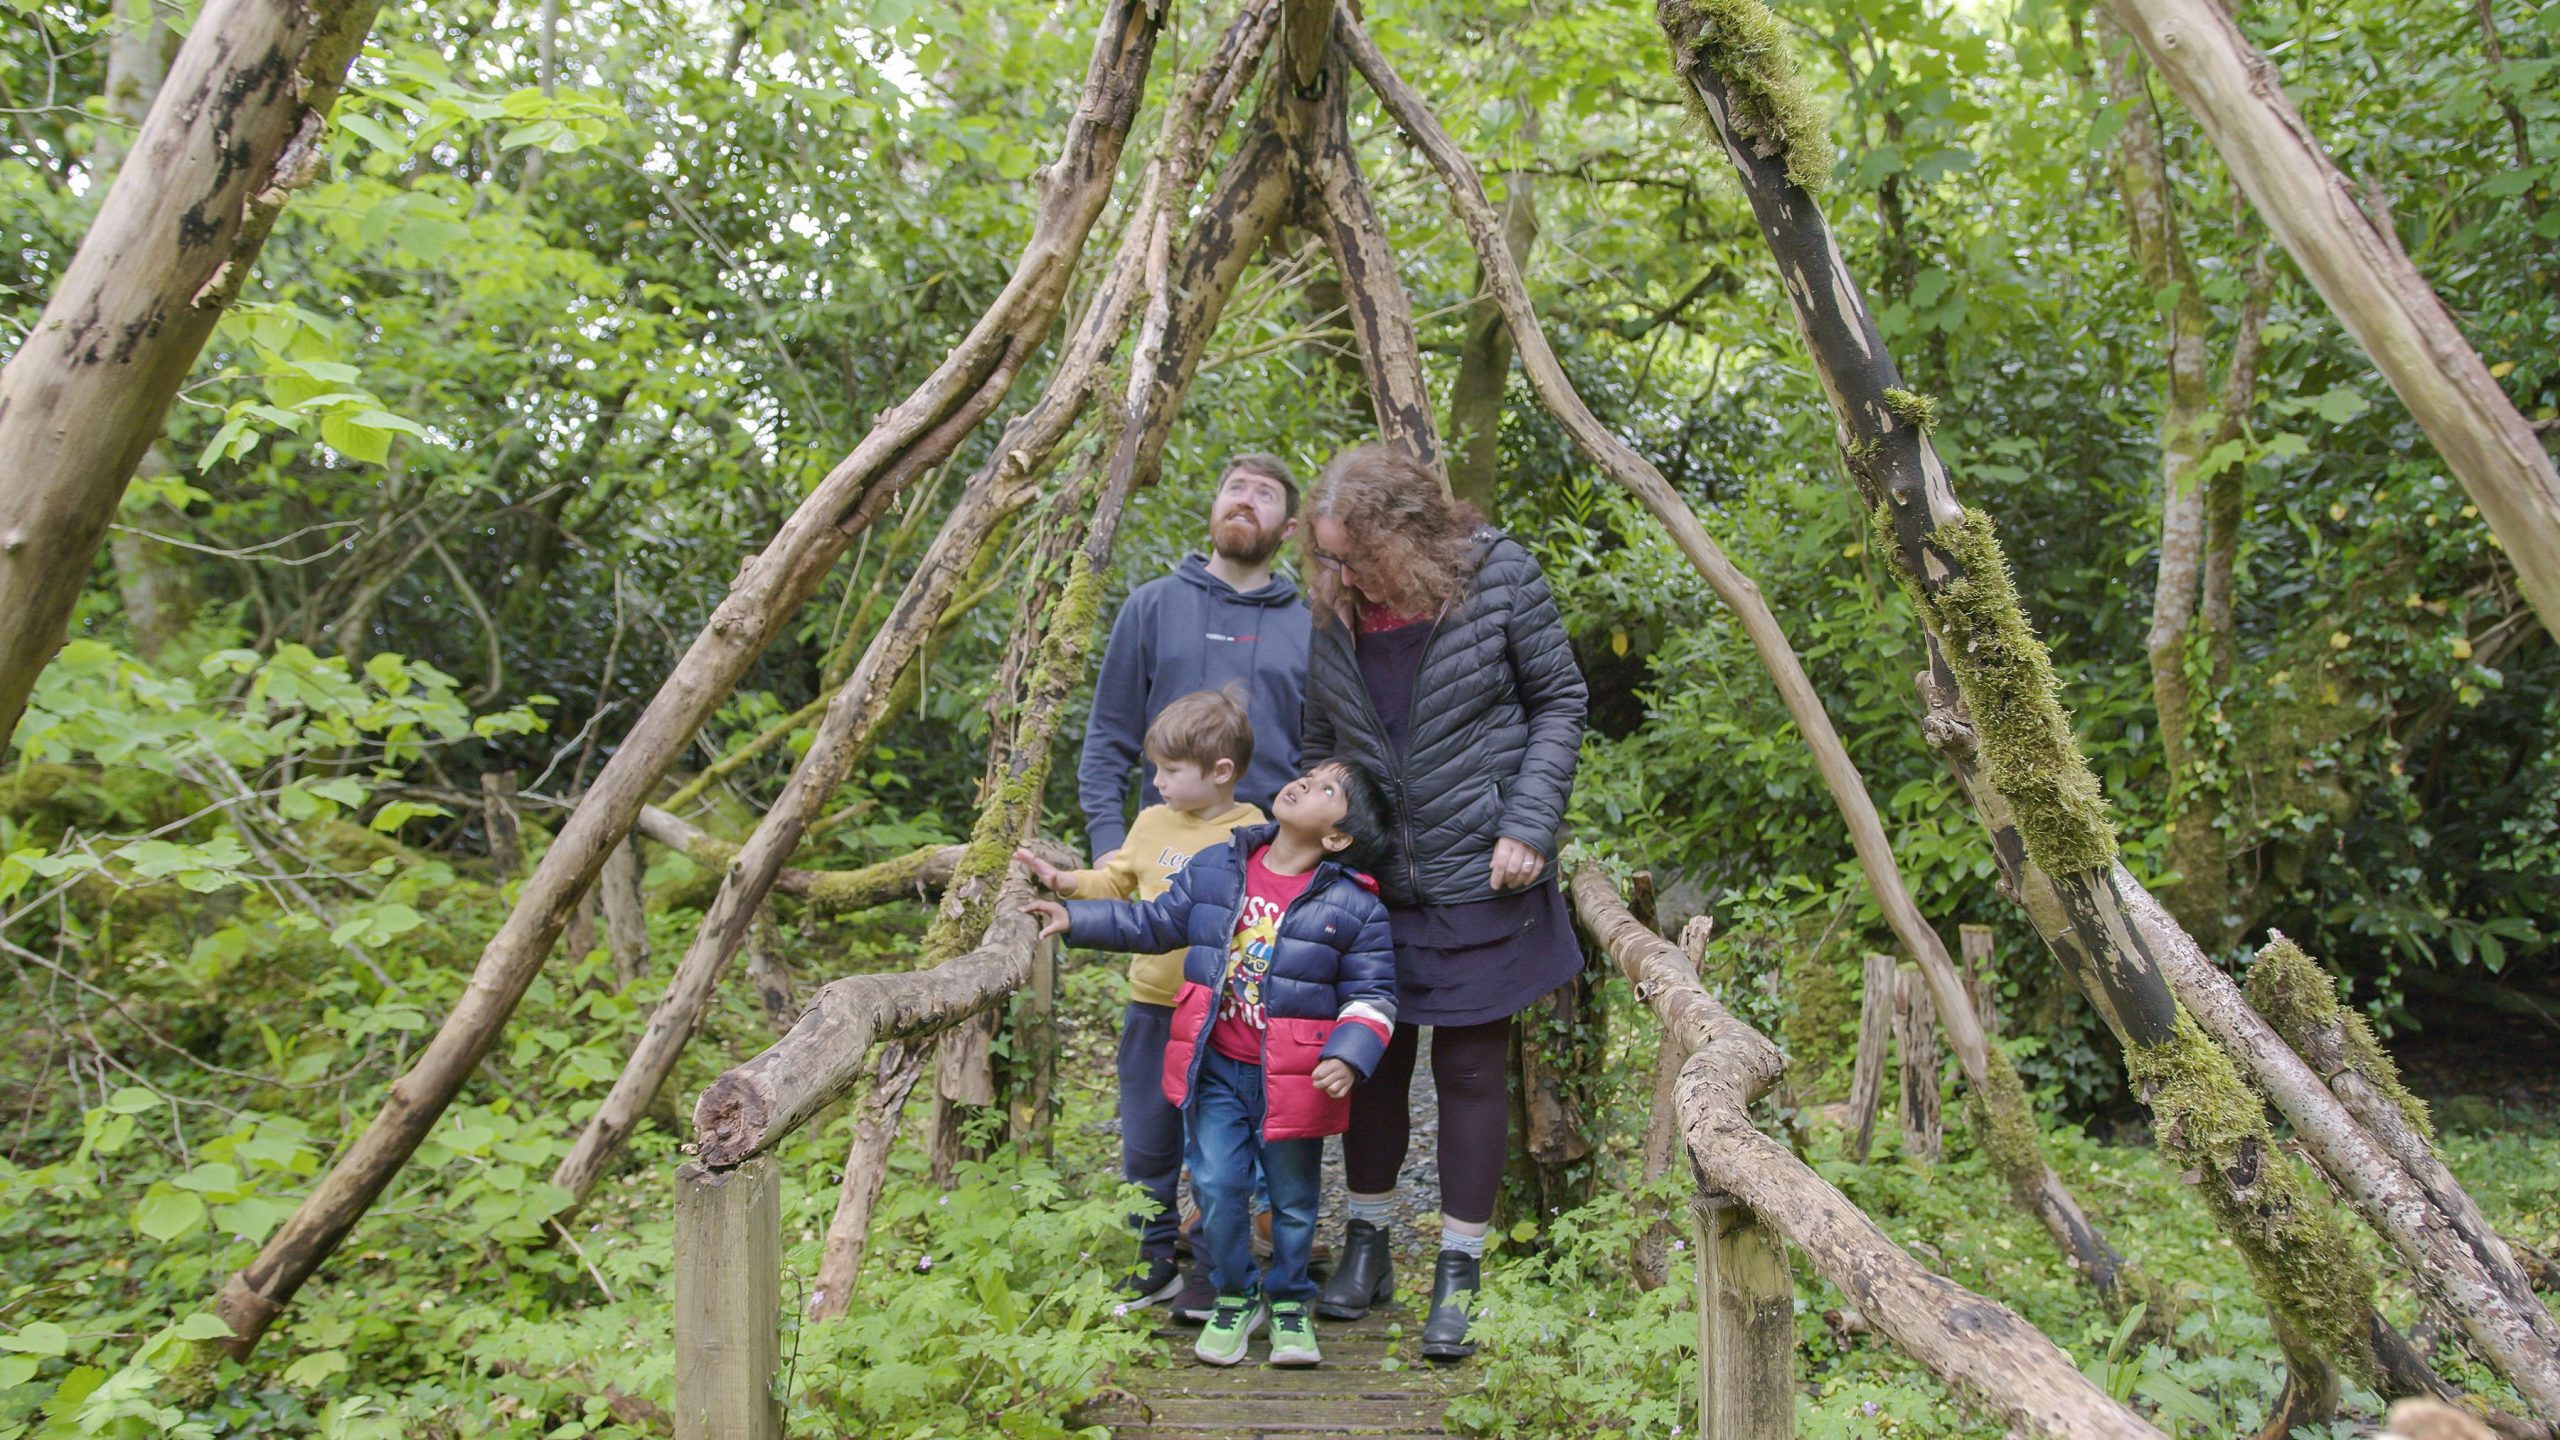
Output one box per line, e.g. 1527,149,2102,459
1205,631,1255,643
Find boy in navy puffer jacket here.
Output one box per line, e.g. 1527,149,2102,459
1029,760,1397,1369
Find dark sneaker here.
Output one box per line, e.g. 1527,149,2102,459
1194,1293,1267,1367
1167,1264,1218,1324
1117,1256,1182,1309
1267,1302,1321,1367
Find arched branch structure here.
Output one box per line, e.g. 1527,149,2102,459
546,0,1287,1211
1649,0,2560,1421
1338,9,2129,1303
207,0,1173,1356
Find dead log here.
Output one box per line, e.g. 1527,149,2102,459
2104,0,2560,643
631,805,963,913
1845,953,1895,1162
1569,866,2164,1440
0,0,388,747
692,868,1046,1167
1896,965,1942,1163
210,0,1173,1355
742,908,793,1034
807,1042,928,1321
1343,9,2127,1303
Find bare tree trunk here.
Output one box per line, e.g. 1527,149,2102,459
1446,167,1538,517
1958,925,1998,1038
0,0,389,747
481,771,524,877
209,0,1172,1356
742,907,793,1034
1342,11,2130,1303
2105,0,2560,642
2106,37,2226,942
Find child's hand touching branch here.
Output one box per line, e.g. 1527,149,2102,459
1012,847,1068,892
1024,898,1069,938
1311,1058,1357,1098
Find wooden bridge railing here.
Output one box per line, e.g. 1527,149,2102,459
1568,864,2167,1440
669,866,1053,1440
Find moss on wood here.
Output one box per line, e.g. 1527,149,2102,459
1894,511,2119,878
1657,0,1836,192
2127,1011,2375,1373
803,845,949,915
1883,386,1937,432
2246,934,2435,1144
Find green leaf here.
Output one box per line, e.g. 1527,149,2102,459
283,1349,349,1388
0,1322,70,1357
133,1189,207,1243
105,1086,161,1115
168,1313,235,1343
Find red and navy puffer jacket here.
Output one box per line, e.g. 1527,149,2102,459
1061,824,1397,1140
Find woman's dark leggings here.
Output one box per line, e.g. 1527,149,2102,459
1342,1016,1513,1226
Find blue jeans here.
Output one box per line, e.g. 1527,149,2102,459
1187,1047,1322,1303
1117,1002,1183,1260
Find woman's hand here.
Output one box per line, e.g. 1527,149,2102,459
1311,1058,1358,1098
1024,898,1069,938
1487,837,1545,891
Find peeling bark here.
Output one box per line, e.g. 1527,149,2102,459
0,0,388,745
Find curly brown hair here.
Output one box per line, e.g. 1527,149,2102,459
1301,445,1483,626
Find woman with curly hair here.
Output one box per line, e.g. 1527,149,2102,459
1296,443,1588,1361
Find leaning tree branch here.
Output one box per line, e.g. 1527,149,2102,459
1341,8,2131,1302
0,0,388,747
208,0,1172,1358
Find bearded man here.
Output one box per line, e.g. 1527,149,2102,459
1078,453,1310,864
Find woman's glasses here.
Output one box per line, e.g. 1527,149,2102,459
1311,546,1360,573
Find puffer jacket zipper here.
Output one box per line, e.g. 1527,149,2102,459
1348,597,1456,905
1183,855,1346,1138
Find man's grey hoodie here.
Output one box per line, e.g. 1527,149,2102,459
1078,555,1310,857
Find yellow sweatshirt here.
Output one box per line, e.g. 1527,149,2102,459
1057,799,1264,1005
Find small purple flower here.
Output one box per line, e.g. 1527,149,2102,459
1862,1400,1879,1417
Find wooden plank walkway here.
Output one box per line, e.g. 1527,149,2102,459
1082,1300,1481,1438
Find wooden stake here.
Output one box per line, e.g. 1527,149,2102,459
673,1155,781,1440
481,770,523,877
602,838,650,989
1896,965,1942,1164
809,1043,928,1322
1694,1187,1797,1440
1008,934,1058,1153
1958,924,1997,1038
1845,954,1895,1162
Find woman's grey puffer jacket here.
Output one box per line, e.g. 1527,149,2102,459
1301,531,1588,909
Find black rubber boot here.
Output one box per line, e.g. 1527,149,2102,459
1419,1249,1481,1362
1312,1218,1393,1321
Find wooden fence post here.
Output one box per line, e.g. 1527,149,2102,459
1958,924,1998,1037
1694,1185,1796,1440
1895,964,1943,1163
1010,934,1058,1154
674,1155,783,1440
1845,953,1896,1160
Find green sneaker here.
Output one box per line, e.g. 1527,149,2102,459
1266,1301,1321,1367
1193,1292,1266,1367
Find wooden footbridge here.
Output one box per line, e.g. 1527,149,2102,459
664,862,2164,1440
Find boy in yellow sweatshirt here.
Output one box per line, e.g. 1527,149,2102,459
1016,689,1262,1306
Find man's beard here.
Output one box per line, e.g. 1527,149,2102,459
1211,513,1286,566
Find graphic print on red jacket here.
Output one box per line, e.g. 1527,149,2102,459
1058,823,1397,1141
1208,849,1315,1062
